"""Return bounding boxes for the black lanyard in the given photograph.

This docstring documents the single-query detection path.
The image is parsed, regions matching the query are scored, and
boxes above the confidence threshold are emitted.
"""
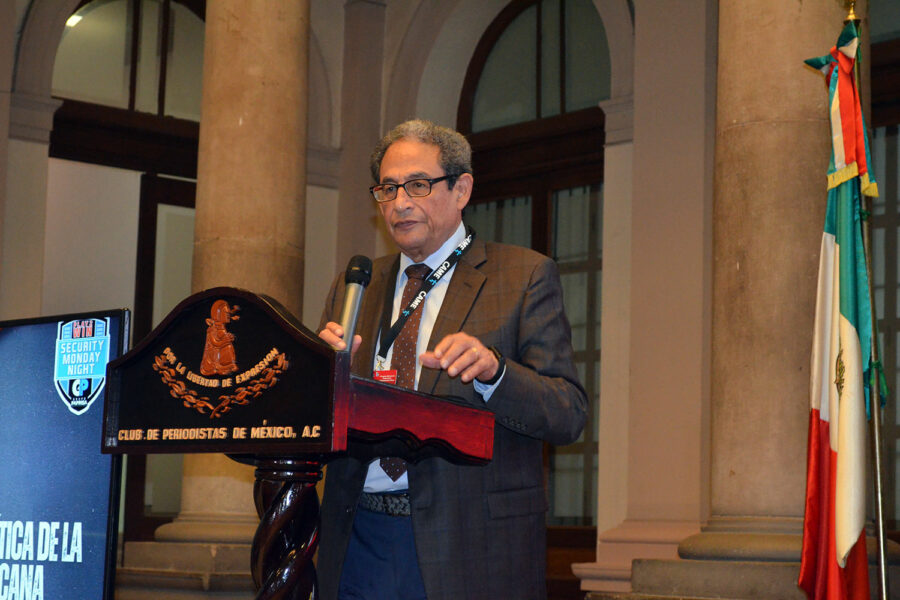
[376,231,475,363]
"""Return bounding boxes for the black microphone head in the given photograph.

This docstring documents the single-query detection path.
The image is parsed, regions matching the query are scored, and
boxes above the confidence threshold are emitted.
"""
[345,255,372,287]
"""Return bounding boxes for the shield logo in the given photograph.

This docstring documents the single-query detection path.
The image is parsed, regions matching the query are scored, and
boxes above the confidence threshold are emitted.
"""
[54,317,110,415]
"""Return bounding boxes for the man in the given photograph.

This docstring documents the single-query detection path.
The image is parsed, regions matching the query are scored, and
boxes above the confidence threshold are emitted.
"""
[318,119,586,600]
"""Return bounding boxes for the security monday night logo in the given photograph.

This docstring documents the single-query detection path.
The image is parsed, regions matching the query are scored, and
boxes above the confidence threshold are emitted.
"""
[152,299,290,418]
[54,318,110,415]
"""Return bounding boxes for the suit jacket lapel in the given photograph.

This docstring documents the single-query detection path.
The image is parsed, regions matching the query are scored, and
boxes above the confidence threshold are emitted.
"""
[419,239,487,395]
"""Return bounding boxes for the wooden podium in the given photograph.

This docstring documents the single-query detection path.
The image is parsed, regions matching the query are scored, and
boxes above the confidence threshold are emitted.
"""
[102,287,494,599]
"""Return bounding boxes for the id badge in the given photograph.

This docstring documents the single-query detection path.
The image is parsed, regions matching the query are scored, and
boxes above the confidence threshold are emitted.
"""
[373,369,397,385]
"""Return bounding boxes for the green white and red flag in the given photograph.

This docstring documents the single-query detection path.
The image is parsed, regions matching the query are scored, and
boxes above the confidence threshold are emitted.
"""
[798,20,878,600]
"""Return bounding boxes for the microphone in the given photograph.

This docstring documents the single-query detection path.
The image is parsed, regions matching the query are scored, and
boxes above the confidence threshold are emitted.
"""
[335,255,372,351]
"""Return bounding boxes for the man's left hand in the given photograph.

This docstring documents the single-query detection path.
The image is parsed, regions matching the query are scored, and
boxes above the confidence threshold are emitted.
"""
[420,332,499,383]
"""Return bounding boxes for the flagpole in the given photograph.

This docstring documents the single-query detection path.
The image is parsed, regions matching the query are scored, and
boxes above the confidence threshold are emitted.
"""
[847,3,890,598]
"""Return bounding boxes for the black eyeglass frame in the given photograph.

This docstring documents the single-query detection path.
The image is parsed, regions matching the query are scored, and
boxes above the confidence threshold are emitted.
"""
[369,174,457,203]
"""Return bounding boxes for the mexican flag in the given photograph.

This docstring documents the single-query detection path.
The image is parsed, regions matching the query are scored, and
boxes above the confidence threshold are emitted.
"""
[798,21,878,600]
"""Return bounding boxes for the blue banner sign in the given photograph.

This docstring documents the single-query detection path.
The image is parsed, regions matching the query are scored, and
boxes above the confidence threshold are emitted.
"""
[0,310,128,600]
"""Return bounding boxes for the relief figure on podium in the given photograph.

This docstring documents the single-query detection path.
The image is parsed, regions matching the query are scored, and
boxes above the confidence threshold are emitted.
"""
[200,299,240,376]
[317,119,587,600]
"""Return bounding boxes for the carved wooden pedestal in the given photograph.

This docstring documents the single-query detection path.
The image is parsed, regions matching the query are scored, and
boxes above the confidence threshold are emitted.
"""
[244,457,323,600]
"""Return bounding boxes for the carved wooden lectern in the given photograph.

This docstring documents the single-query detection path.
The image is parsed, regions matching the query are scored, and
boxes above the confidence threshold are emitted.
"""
[102,287,495,600]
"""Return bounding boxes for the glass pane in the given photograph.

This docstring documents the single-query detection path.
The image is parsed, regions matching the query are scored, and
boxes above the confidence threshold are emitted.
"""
[550,452,584,519]
[873,226,884,318]
[870,128,887,216]
[472,5,537,132]
[541,0,561,118]
[561,272,588,351]
[500,197,533,247]
[134,0,162,114]
[165,3,205,120]
[576,361,587,441]
[888,127,900,216]
[549,362,596,525]
[565,0,611,111]
[873,224,885,289]
[463,196,532,247]
[153,203,195,327]
[894,229,900,320]
[596,268,602,343]
[547,183,601,526]
[465,202,497,242]
[52,0,131,108]
[895,436,900,521]
[896,329,900,427]
[553,186,592,263]
[550,184,602,350]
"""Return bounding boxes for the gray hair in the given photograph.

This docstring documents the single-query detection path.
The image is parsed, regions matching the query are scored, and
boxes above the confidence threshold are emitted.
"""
[370,119,472,185]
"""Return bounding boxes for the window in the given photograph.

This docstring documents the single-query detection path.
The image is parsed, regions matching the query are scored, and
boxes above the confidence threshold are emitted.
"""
[460,0,611,133]
[53,0,205,120]
[464,183,602,528]
[50,0,203,178]
[459,0,609,536]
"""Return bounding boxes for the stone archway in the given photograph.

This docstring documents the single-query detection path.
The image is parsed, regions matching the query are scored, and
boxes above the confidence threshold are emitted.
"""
[384,0,635,128]
[11,0,79,140]
[382,0,464,128]
[592,0,634,99]
[14,0,81,97]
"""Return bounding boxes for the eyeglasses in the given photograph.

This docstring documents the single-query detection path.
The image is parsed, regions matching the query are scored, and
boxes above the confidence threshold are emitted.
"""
[369,175,455,203]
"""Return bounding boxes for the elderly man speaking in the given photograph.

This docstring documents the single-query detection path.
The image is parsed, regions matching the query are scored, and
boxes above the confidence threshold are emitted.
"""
[318,119,586,600]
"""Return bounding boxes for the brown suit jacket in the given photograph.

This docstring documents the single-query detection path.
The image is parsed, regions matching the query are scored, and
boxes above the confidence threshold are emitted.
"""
[317,237,587,600]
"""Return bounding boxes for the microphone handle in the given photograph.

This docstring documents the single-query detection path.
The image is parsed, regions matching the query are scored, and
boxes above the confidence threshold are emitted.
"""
[336,282,365,351]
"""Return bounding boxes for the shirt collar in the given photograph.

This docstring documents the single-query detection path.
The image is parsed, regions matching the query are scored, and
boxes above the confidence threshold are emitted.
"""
[399,221,467,273]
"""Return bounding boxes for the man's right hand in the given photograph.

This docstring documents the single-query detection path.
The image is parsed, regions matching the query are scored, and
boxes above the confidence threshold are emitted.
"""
[318,321,362,358]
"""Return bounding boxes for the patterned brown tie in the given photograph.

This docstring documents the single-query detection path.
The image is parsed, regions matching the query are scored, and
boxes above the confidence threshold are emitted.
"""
[380,263,431,481]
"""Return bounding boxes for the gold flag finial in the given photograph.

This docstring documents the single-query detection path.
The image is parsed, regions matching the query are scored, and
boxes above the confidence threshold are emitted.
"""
[844,0,859,25]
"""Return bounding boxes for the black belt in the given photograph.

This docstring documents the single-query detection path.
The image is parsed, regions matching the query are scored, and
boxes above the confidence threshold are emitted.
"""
[359,492,411,517]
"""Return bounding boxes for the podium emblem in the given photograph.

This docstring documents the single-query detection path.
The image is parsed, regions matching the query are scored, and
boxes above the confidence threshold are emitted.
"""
[152,299,290,419]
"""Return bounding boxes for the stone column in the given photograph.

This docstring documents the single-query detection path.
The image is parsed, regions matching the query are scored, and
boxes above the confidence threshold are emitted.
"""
[192,2,308,307]
[119,2,309,597]
[703,0,843,540]
[681,0,852,559]
[336,0,386,269]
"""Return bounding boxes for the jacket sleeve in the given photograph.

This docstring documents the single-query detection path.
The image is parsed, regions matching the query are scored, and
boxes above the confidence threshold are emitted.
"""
[486,256,588,446]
